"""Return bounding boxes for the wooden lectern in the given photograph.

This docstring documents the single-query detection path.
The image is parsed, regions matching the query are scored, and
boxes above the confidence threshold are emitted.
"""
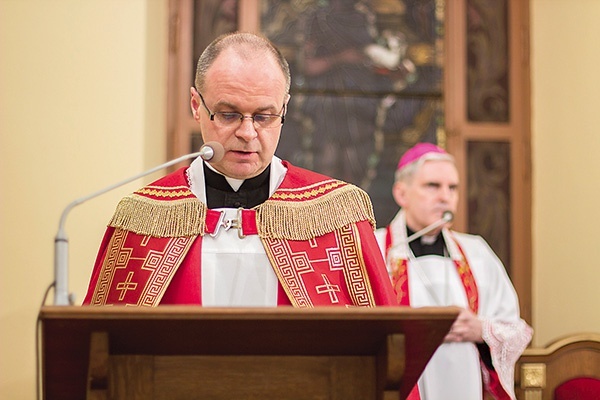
[40,306,458,400]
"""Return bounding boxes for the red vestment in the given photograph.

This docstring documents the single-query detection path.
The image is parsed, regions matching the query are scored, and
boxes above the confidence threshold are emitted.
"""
[83,162,396,307]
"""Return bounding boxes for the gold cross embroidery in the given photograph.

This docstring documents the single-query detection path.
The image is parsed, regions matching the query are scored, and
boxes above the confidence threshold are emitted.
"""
[116,271,138,301]
[316,274,340,304]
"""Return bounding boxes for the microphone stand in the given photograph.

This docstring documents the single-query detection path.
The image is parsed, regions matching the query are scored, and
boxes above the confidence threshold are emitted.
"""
[406,211,454,243]
[53,148,212,305]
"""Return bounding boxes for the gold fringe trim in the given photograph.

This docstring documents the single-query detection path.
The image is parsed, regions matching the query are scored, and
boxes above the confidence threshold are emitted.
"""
[107,184,375,240]
[256,184,376,240]
[108,194,207,238]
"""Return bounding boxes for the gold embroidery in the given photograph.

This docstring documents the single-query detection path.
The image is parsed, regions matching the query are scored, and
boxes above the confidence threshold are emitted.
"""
[262,225,376,308]
[139,236,194,306]
[335,225,376,307]
[136,186,193,198]
[315,274,340,304]
[140,236,150,246]
[92,229,127,305]
[270,180,344,200]
[262,238,315,308]
[116,271,138,301]
[91,229,196,306]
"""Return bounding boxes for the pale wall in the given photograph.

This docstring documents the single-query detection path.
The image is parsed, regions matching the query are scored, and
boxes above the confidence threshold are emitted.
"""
[2,0,600,398]
[531,0,600,346]
[0,1,168,399]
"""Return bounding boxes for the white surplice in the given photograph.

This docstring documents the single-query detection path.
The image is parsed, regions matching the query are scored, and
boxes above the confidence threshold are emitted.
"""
[187,156,287,307]
[375,210,532,400]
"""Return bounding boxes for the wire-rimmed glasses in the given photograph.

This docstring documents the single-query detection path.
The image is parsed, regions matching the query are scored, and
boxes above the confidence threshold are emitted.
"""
[198,92,285,129]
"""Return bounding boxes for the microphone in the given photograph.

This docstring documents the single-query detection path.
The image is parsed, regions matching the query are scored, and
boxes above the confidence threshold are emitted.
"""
[52,141,224,305]
[197,141,224,162]
[406,211,454,243]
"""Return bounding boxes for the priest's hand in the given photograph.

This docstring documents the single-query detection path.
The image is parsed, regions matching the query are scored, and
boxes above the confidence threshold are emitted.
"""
[444,308,483,343]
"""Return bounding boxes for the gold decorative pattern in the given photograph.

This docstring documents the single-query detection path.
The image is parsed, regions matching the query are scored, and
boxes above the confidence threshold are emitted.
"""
[315,274,341,304]
[90,229,195,306]
[136,185,195,199]
[262,225,376,307]
[92,228,127,304]
[336,224,375,307]
[521,363,546,389]
[116,271,137,301]
[139,236,195,306]
[263,238,315,308]
[269,180,345,200]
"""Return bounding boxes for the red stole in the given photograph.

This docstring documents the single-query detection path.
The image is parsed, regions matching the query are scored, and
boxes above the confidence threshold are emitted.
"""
[385,226,479,310]
[262,223,377,307]
[87,228,197,306]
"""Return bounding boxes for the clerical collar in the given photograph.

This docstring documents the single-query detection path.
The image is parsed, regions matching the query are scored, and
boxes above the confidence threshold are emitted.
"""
[406,226,447,258]
[203,162,271,209]
[203,162,238,191]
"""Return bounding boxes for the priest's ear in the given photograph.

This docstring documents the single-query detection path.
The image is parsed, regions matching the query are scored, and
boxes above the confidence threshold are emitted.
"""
[190,87,202,122]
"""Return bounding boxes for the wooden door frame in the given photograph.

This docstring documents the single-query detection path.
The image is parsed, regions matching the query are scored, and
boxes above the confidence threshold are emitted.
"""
[445,0,531,323]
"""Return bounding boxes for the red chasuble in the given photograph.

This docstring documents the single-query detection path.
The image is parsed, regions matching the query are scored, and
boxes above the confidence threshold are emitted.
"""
[83,162,396,307]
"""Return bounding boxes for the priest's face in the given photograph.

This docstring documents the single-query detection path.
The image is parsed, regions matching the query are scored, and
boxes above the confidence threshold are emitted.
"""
[393,160,459,234]
[190,47,289,180]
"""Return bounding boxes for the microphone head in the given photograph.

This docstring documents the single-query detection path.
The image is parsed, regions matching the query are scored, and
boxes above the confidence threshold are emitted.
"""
[199,141,225,162]
[442,210,454,222]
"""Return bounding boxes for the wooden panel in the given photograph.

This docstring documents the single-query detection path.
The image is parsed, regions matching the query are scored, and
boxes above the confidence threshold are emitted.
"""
[151,355,375,400]
[109,356,154,400]
[87,332,109,400]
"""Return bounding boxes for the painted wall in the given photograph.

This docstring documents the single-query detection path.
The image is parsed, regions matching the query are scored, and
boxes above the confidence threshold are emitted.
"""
[530,0,600,345]
[0,1,167,399]
[1,0,600,398]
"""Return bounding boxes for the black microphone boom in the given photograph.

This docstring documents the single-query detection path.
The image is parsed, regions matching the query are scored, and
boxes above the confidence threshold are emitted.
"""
[52,142,224,305]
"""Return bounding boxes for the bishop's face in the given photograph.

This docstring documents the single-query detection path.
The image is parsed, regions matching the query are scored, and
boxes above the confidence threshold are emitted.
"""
[393,160,459,234]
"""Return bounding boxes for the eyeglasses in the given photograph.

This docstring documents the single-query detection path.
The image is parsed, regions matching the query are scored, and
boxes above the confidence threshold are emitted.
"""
[198,92,285,129]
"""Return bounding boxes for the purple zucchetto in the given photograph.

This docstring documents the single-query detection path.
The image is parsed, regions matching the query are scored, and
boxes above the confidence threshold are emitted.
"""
[397,143,448,171]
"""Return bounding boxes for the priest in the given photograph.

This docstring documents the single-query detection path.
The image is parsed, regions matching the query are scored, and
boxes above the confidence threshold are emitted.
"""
[83,32,396,308]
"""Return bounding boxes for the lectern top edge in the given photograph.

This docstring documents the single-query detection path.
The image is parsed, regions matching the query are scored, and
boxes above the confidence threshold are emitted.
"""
[39,304,460,322]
